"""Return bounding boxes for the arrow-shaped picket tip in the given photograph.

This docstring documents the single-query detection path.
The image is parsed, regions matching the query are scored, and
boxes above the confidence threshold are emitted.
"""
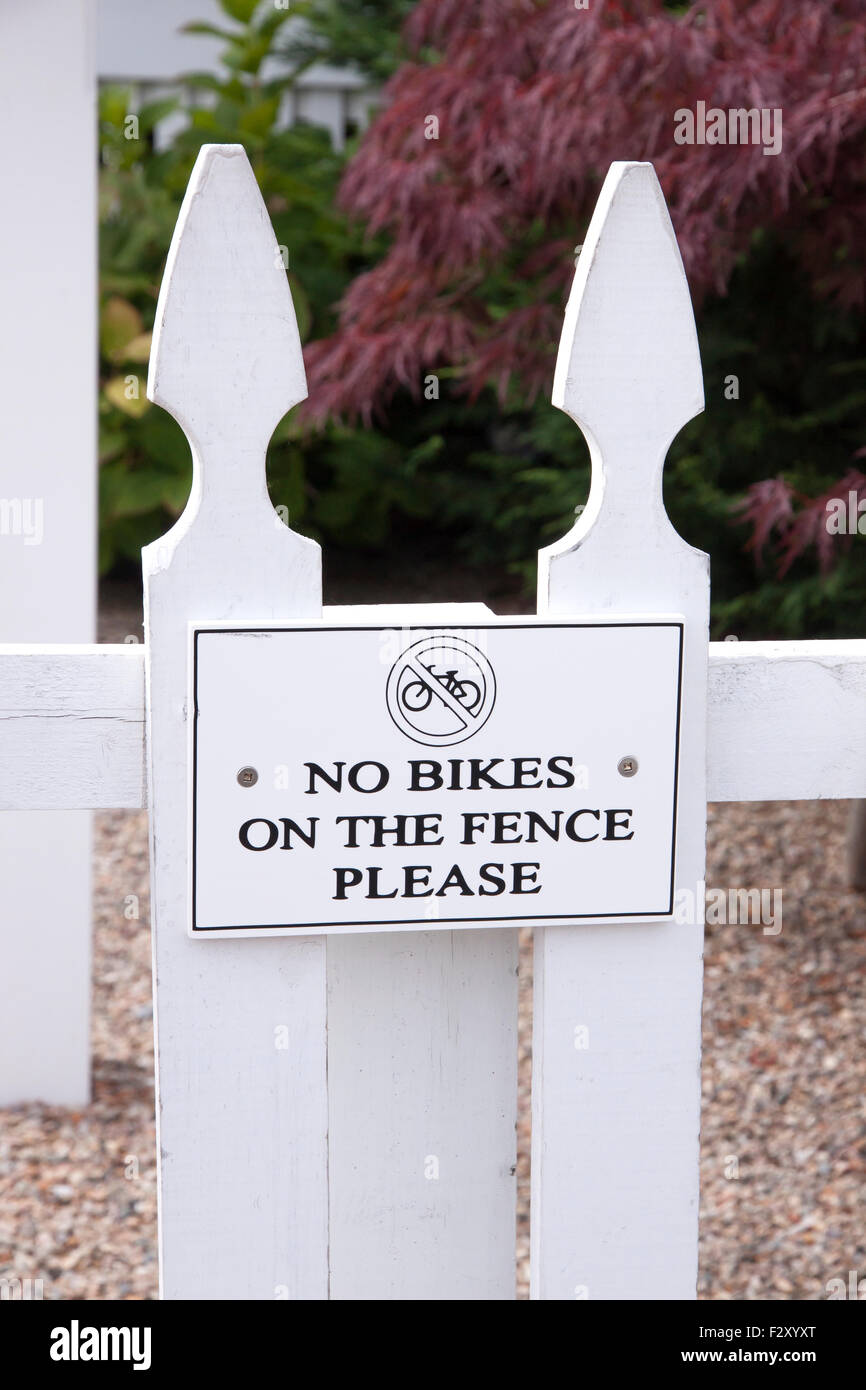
[548,162,704,548]
[147,144,307,468]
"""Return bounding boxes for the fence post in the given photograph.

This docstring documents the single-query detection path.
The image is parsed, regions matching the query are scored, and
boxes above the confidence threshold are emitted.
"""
[0,0,96,1107]
[144,144,518,1299]
[532,163,709,1299]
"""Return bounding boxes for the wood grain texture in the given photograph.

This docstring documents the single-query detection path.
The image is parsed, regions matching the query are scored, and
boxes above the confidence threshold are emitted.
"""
[143,145,518,1300]
[707,639,866,801]
[0,0,97,1107]
[324,606,518,1301]
[144,145,328,1299]
[4,639,866,811]
[532,162,708,1300]
[327,908,518,1300]
[0,645,144,810]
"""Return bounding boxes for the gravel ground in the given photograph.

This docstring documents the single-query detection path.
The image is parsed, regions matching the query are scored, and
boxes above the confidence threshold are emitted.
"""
[0,575,863,1300]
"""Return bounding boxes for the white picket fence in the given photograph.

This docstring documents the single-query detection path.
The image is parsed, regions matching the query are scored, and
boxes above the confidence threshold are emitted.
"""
[1,145,863,1300]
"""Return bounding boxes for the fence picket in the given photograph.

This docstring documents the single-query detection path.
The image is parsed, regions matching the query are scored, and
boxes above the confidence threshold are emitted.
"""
[144,145,328,1297]
[532,163,709,1299]
[328,926,518,1299]
[143,145,518,1299]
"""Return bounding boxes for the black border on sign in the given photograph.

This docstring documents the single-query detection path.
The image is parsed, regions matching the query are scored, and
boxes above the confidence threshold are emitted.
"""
[191,622,684,932]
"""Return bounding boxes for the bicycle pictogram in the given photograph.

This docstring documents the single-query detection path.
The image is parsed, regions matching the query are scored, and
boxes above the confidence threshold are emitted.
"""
[400,662,482,716]
[386,635,496,746]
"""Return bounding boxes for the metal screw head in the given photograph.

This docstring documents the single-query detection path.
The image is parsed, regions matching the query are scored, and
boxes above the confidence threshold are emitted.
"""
[617,756,638,778]
[237,766,258,787]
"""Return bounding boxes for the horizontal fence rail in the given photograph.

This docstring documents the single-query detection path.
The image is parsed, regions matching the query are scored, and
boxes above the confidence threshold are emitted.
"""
[2,638,864,810]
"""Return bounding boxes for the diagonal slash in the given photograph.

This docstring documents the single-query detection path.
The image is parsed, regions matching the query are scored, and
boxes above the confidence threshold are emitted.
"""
[403,655,483,730]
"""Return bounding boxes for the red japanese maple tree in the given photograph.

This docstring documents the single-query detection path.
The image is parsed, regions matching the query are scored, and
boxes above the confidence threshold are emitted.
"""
[305,0,866,573]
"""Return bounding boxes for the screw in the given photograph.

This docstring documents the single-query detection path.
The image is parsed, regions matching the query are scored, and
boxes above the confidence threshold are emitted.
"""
[617,756,638,778]
[237,766,258,787]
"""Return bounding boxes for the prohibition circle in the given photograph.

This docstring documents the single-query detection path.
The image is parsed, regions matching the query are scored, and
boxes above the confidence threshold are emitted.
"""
[386,635,496,747]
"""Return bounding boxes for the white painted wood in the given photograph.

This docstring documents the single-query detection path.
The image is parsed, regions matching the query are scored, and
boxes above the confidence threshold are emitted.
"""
[6,638,866,812]
[5,637,865,811]
[0,645,144,810]
[144,145,518,1300]
[532,162,708,1300]
[144,145,328,1300]
[8,636,866,811]
[319,607,518,1299]
[0,0,96,1106]
[327,927,518,1300]
[707,639,866,801]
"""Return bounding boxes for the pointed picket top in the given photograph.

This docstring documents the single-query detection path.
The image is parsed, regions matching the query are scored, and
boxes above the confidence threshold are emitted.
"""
[532,163,710,1302]
[544,161,704,573]
[148,144,307,517]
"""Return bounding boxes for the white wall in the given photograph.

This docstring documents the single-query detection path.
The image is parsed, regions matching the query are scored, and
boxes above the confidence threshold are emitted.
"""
[98,0,226,79]
[97,0,377,150]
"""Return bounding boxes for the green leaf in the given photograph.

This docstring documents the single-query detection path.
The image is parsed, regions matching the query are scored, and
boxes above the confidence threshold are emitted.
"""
[100,461,175,519]
[182,71,243,99]
[217,0,261,21]
[403,435,445,473]
[180,22,239,40]
[138,98,180,129]
[100,297,143,362]
[120,331,153,363]
[287,274,311,341]
[223,34,271,73]
[137,407,192,472]
[98,428,127,465]
[238,96,280,138]
[190,108,222,133]
[266,444,307,522]
[103,376,150,417]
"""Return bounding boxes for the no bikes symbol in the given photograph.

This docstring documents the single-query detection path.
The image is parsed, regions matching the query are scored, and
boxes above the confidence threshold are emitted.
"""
[386,635,496,747]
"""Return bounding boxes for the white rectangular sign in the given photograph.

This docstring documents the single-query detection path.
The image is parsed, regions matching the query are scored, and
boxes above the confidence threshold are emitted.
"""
[189,619,683,936]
